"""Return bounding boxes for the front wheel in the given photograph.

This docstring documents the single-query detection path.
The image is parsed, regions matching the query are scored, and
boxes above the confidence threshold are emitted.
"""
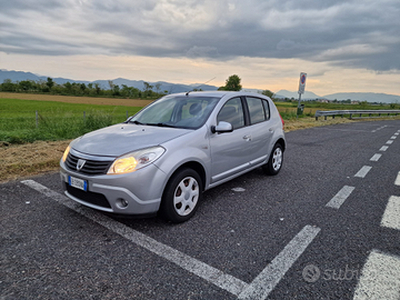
[263,143,283,175]
[160,168,202,223]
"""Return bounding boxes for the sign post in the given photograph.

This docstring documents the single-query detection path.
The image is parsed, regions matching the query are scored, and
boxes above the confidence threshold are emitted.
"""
[297,72,307,117]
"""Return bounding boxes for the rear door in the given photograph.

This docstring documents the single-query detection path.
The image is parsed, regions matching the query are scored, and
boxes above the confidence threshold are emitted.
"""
[245,96,274,166]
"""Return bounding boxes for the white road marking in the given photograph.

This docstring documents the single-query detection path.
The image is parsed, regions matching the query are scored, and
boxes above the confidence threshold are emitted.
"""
[395,172,400,186]
[395,132,399,136]
[379,146,389,151]
[354,166,372,178]
[390,136,397,139]
[386,140,394,145]
[353,250,400,300]
[370,154,382,162]
[238,225,321,300]
[325,185,355,209]
[21,180,247,296]
[381,196,400,230]
[21,180,320,299]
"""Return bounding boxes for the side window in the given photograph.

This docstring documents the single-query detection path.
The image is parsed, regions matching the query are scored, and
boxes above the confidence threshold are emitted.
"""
[247,97,267,124]
[263,99,270,120]
[217,98,245,129]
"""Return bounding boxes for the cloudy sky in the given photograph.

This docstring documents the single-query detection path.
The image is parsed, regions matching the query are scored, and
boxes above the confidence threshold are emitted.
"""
[1,0,400,96]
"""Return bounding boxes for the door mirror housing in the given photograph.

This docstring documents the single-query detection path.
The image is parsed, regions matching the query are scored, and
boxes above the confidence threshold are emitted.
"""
[211,121,233,134]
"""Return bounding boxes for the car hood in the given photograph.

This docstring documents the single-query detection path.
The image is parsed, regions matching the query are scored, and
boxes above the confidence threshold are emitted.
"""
[71,124,190,157]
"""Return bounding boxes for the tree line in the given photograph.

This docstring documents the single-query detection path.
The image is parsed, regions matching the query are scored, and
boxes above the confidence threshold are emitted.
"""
[1,74,277,100]
[0,78,166,99]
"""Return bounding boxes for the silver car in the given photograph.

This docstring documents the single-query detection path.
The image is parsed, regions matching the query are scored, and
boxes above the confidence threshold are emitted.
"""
[60,91,286,222]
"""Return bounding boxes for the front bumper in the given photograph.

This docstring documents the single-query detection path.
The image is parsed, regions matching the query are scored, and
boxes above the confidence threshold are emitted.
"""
[60,163,166,215]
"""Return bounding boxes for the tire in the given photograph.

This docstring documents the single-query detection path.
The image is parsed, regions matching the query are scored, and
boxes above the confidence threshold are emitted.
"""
[263,143,283,175]
[160,168,202,223]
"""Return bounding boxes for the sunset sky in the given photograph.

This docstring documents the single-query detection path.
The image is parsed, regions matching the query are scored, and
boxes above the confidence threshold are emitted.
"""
[1,0,399,96]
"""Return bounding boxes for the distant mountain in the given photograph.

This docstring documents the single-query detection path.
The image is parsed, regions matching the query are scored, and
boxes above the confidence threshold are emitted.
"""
[275,89,321,100]
[1,70,399,102]
[0,70,218,94]
[275,89,400,104]
[0,70,44,82]
[323,92,400,104]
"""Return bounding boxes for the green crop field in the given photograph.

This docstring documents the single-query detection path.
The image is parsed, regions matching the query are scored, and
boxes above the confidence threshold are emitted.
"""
[0,98,142,144]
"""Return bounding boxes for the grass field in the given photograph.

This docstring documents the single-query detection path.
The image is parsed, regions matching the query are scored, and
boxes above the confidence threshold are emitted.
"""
[0,95,146,144]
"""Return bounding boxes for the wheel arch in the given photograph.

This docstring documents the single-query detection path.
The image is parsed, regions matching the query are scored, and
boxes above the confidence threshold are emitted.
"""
[275,138,286,152]
[166,161,206,192]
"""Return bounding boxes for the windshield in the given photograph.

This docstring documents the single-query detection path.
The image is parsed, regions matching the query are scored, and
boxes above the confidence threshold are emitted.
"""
[129,95,220,129]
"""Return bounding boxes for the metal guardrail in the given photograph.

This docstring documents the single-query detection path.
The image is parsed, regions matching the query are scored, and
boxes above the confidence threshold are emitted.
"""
[315,110,400,120]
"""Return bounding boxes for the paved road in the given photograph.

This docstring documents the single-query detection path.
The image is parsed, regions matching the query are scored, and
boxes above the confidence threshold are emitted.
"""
[2,120,400,299]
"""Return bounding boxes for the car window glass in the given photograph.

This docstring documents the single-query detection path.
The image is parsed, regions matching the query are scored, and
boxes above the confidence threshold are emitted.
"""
[247,97,266,124]
[132,96,219,129]
[262,99,270,120]
[217,98,245,129]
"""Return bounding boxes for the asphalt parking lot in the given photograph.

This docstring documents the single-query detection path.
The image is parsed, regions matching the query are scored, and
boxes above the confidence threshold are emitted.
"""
[2,119,400,299]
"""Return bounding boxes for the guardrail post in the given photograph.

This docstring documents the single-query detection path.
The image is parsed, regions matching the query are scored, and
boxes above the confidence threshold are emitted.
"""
[83,111,86,120]
[350,113,352,119]
[126,111,129,119]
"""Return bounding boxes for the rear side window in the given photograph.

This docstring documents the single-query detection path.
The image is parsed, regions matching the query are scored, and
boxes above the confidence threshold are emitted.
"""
[246,97,270,124]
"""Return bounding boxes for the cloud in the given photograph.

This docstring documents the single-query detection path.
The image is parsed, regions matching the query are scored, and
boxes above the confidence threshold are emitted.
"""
[0,0,399,72]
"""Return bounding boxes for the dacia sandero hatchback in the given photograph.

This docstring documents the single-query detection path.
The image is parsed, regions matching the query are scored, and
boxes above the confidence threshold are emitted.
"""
[60,91,286,222]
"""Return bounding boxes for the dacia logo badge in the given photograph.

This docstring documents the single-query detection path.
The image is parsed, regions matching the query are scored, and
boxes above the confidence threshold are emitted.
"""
[76,159,86,171]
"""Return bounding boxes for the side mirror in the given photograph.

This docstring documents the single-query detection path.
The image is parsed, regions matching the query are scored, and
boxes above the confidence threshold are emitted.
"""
[211,121,233,133]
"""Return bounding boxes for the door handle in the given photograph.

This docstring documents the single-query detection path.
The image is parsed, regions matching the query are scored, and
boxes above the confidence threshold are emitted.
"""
[243,135,252,141]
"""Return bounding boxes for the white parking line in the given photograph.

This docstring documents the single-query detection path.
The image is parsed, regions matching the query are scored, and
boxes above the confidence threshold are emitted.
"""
[325,185,355,209]
[370,154,382,162]
[353,250,400,300]
[354,166,372,178]
[21,180,320,299]
[379,146,389,151]
[238,225,321,300]
[381,196,400,230]
[20,180,247,296]
[395,172,400,186]
[386,140,394,145]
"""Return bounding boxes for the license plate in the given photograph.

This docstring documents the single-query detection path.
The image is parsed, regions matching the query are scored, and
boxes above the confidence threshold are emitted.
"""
[68,176,87,192]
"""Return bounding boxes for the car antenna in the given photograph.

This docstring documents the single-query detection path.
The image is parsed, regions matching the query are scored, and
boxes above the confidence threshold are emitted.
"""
[186,77,216,96]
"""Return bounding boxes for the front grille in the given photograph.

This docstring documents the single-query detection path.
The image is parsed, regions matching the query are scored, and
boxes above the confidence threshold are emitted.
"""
[65,152,113,175]
[66,185,111,209]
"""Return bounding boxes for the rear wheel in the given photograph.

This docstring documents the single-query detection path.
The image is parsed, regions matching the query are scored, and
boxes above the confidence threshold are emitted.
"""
[160,168,202,223]
[263,143,283,175]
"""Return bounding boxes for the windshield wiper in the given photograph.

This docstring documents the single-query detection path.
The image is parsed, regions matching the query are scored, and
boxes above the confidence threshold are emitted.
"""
[155,122,176,128]
[129,120,146,125]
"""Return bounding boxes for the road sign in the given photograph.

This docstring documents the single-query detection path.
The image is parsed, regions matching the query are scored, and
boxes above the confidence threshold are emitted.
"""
[298,72,307,94]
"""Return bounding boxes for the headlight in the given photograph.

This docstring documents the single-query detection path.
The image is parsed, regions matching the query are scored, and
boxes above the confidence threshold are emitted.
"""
[62,145,71,162]
[107,146,165,175]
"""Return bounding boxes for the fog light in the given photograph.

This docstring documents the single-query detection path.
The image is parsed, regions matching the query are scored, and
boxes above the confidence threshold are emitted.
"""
[116,198,129,209]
